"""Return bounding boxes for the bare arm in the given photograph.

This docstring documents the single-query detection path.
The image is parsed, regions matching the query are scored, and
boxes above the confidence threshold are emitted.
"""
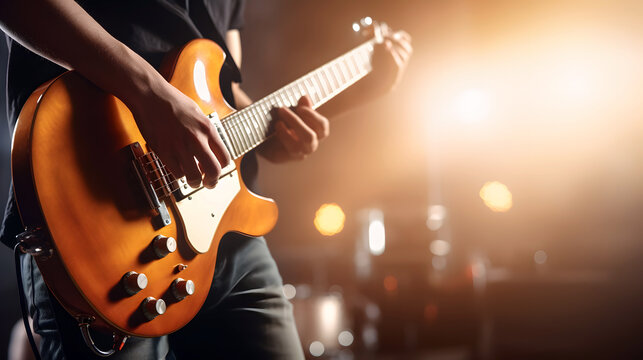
[0,0,230,188]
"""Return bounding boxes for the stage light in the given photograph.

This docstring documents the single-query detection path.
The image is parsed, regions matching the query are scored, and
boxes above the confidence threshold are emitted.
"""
[314,203,346,236]
[319,296,342,344]
[362,324,378,348]
[453,88,491,123]
[282,284,296,300]
[383,275,398,292]
[368,209,385,255]
[365,302,380,320]
[534,250,548,264]
[352,23,360,32]
[363,16,373,25]
[338,330,354,347]
[427,205,447,231]
[429,239,451,256]
[309,341,325,357]
[479,181,513,212]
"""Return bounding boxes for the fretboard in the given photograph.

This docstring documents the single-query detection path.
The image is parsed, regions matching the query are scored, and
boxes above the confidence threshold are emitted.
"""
[216,40,376,159]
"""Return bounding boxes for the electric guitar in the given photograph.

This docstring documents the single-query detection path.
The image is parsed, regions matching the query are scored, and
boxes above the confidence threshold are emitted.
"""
[12,19,391,353]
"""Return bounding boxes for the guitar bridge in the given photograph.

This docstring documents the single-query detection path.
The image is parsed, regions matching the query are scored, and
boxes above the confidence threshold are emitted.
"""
[129,143,176,228]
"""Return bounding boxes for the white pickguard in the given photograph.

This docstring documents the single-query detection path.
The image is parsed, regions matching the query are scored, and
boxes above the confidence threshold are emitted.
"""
[174,163,240,254]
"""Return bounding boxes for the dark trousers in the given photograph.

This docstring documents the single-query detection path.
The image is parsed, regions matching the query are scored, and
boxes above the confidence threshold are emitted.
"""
[21,233,305,359]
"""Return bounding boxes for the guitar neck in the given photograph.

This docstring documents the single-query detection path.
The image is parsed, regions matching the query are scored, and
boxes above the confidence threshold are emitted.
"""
[217,39,376,159]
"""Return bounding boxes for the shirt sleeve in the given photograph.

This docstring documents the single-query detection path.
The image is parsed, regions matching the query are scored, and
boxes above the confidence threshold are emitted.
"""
[228,0,246,30]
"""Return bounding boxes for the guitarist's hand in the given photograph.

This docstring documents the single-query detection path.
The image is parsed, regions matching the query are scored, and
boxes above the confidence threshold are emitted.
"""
[258,96,330,162]
[317,27,412,119]
[364,28,413,97]
[128,79,231,189]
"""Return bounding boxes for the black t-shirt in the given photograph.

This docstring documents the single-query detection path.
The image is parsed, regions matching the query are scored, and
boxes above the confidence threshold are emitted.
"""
[1,0,252,248]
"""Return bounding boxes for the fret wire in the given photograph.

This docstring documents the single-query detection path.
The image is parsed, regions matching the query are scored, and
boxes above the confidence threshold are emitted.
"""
[259,103,270,136]
[348,51,361,76]
[240,116,254,150]
[303,76,318,104]
[338,57,352,83]
[332,63,343,89]
[296,81,307,102]
[310,75,323,104]
[273,90,284,107]
[221,129,238,158]
[332,63,345,87]
[279,89,292,107]
[317,69,331,97]
[326,66,340,97]
[245,110,260,144]
[249,105,265,140]
[311,71,326,100]
[290,84,301,102]
[357,46,371,71]
[323,66,337,92]
[333,60,347,85]
[293,83,303,102]
[229,120,244,156]
[225,111,242,130]
[221,123,235,156]
[287,86,297,105]
[232,120,249,153]
[284,87,295,106]
[261,100,274,133]
[246,106,260,140]
[271,92,282,108]
[224,123,241,156]
[258,100,271,130]
[320,69,333,103]
[343,55,355,79]
[239,111,255,145]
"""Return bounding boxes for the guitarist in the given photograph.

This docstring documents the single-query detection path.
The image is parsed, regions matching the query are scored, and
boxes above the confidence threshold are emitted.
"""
[0,0,411,359]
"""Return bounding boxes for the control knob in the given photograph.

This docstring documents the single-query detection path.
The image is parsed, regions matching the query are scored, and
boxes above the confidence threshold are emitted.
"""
[153,235,177,258]
[122,271,147,295]
[171,278,195,300]
[142,297,166,320]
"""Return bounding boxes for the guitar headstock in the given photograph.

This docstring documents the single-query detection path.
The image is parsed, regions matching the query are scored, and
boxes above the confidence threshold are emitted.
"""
[352,17,392,43]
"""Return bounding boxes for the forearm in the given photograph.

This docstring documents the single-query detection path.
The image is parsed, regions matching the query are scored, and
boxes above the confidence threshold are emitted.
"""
[232,83,253,109]
[0,0,166,111]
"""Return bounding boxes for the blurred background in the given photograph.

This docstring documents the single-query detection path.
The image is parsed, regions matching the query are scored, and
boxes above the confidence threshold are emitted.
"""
[1,0,642,359]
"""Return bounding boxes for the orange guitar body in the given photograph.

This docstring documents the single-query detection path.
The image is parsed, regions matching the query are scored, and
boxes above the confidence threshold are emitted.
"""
[11,39,278,337]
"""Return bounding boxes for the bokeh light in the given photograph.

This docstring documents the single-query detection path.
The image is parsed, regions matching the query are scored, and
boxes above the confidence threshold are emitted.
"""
[479,181,513,212]
[383,275,398,292]
[429,239,451,256]
[534,250,548,265]
[338,330,354,347]
[282,284,296,300]
[314,203,346,236]
[309,341,325,357]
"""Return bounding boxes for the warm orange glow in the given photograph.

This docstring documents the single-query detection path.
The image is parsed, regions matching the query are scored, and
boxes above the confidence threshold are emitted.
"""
[479,181,513,212]
[383,275,398,292]
[313,203,346,236]
[453,88,491,123]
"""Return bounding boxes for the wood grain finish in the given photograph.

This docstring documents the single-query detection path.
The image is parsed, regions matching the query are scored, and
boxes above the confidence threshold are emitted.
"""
[11,40,277,337]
